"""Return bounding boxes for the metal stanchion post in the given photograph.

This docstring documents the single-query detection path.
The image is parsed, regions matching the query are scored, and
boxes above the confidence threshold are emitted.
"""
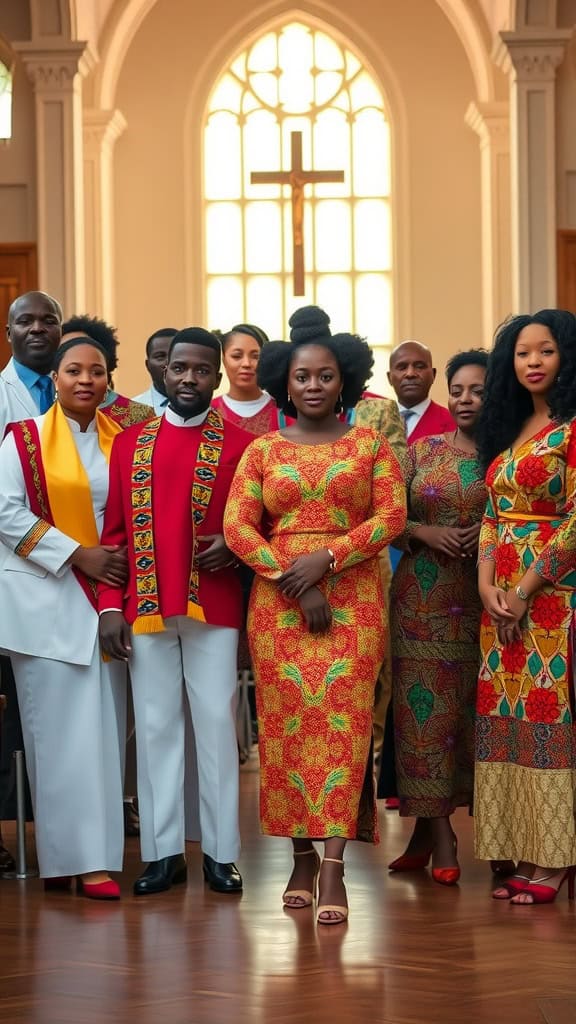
[4,749,37,880]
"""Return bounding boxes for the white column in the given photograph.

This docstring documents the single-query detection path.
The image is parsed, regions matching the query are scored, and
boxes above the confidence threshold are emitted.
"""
[13,41,95,314]
[465,101,511,341]
[83,109,127,322]
[494,29,572,311]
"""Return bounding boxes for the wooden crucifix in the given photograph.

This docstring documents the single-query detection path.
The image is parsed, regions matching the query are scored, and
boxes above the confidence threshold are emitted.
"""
[250,131,345,295]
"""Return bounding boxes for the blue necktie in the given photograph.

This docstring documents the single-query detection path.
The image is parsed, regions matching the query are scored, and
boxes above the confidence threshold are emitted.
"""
[36,376,54,414]
[400,408,415,434]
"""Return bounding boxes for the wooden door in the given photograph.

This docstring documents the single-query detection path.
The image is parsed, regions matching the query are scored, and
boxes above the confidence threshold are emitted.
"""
[0,244,38,369]
[558,230,576,312]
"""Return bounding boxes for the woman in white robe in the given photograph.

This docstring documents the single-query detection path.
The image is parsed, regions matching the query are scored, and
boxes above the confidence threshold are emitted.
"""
[0,336,128,898]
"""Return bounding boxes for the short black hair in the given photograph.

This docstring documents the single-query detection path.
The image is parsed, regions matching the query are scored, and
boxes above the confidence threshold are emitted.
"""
[168,327,222,370]
[53,335,109,371]
[476,309,576,473]
[221,323,269,352]
[257,305,374,415]
[445,348,489,385]
[145,327,178,358]
[62,315,119,373]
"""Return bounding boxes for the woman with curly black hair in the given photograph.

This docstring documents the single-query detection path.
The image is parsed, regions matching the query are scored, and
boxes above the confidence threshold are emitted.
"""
[224,306,406,924]
[474,309,576,905]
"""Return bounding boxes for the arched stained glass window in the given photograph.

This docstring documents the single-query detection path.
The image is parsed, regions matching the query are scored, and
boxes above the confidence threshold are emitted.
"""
[0,61,12,141]
[204,22,393,370]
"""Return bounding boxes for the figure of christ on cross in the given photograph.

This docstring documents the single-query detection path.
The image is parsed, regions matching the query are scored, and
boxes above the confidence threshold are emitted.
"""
[250,131,345,295]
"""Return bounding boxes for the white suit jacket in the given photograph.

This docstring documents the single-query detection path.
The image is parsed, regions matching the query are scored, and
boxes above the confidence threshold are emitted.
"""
[0,415,101,665]
[0,359,40,438]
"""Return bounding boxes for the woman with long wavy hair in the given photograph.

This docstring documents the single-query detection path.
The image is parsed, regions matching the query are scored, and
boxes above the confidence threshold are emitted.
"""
[475,309,576,905]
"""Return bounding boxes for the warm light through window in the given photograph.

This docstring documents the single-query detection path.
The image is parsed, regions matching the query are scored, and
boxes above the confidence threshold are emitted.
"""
[204,22,393,381]
[0,62,12,141]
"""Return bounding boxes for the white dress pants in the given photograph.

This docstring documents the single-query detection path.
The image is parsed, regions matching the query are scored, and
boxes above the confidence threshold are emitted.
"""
[129,616,240,863]
[11,647,126,878]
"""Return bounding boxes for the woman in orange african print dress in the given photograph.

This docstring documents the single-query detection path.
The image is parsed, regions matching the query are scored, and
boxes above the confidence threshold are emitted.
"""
[475,310,576,906]
[224,306,406,925]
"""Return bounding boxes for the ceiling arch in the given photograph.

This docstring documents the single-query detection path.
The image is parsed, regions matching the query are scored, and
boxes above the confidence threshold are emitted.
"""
[90,0,499,108]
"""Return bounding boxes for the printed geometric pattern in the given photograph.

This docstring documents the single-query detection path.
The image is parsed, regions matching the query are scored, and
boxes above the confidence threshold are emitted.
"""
[474,761,576,867]
[391,436,486,817]
[224,426,406,840]
[476,419,576,863]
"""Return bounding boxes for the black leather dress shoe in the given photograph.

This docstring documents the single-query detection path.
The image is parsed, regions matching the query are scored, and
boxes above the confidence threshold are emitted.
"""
[202,854,243,893]
[133,854,187,896]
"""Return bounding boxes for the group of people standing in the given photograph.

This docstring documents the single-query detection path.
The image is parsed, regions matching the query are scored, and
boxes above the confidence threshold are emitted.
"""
[0,291,576,920]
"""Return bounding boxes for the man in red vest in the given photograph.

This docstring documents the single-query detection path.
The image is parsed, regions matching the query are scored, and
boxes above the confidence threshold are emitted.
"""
[99,328,251,896]
[387,340,455,443]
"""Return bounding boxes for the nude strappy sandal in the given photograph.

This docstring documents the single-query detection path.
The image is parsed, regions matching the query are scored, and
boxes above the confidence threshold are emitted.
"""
[282,848,320,909]
[317,857,349,925]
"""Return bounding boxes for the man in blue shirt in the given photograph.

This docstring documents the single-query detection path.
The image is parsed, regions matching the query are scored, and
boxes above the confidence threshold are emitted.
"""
[1,291,62,430]
[0,290,62,873]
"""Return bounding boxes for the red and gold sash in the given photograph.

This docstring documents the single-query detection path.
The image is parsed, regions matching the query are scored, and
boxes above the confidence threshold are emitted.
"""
[9,404,123,608]
[130,407,225,634]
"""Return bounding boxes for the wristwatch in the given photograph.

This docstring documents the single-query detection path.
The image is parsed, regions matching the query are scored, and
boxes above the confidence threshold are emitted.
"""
[515,584,528,602]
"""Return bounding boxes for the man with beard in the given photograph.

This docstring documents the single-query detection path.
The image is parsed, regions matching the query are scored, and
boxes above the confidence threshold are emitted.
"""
[98,328,250,896]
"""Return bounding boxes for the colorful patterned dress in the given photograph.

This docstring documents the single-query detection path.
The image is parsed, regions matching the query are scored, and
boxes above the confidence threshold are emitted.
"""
[475,420,576,867]
[391,436,486,817]
[224,427,406,841]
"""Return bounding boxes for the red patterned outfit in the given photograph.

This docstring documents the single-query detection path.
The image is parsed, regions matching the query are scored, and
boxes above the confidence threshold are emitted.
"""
[211,393,281,436]
[475,420,576,867]
[224,427,406,841]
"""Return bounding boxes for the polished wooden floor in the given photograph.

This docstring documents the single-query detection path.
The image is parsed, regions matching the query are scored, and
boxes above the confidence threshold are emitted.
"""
[1,757,576,1024]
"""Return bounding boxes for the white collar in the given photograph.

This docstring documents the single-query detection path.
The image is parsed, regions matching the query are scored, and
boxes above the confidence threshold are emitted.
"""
[62,412,97,434]
[165,405,210,428]
[398,397,431,419]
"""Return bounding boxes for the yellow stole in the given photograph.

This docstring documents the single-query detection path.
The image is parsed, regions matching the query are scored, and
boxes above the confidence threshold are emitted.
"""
[40,403,122,545]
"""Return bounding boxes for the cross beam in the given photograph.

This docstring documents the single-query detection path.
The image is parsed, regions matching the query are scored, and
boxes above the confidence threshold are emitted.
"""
[250,131,345,295]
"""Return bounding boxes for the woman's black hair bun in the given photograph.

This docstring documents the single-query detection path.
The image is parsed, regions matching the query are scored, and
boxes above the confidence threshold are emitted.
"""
[288,305,331,344]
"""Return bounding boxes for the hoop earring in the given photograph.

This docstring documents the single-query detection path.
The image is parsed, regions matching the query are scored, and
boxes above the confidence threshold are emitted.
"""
[336,392,344,414]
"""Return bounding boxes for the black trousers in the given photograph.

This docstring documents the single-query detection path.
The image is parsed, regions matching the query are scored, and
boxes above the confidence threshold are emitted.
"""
[0,654,32,821]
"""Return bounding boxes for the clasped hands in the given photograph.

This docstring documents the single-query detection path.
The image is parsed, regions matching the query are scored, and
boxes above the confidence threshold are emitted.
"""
[480,584,527,645]
[416,523,480,558]
[277,549,334,634]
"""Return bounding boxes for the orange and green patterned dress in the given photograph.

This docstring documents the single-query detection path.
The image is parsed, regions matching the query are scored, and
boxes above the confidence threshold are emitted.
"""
[475,419,576,867]
[224,427,406,841]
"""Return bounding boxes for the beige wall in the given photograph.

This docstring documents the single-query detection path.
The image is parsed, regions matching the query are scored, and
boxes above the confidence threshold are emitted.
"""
[0,1,36,244]
[112,0,482,400]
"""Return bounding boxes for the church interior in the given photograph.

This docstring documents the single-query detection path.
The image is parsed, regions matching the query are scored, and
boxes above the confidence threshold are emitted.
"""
[1,1,576,1022]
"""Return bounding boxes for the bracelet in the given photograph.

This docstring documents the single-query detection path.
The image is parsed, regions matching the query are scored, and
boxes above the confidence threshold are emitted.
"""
[326,548,336,572]
[515,584,528,602]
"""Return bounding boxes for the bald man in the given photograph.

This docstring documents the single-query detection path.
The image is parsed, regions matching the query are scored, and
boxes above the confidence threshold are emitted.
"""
[0,290,63,873]
[1,291,62,432]
[388,341,455,443]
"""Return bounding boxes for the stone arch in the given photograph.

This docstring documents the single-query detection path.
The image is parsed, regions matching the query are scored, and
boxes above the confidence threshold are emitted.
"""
[93,0,497,108]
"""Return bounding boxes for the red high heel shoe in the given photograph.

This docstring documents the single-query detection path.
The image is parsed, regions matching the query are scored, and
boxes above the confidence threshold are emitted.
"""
[510,867,575,905]
[388,849,433,872]
[44,876,72,892]
[431,838,460,886]
[492,874,531,900]
[76,877,121,900]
